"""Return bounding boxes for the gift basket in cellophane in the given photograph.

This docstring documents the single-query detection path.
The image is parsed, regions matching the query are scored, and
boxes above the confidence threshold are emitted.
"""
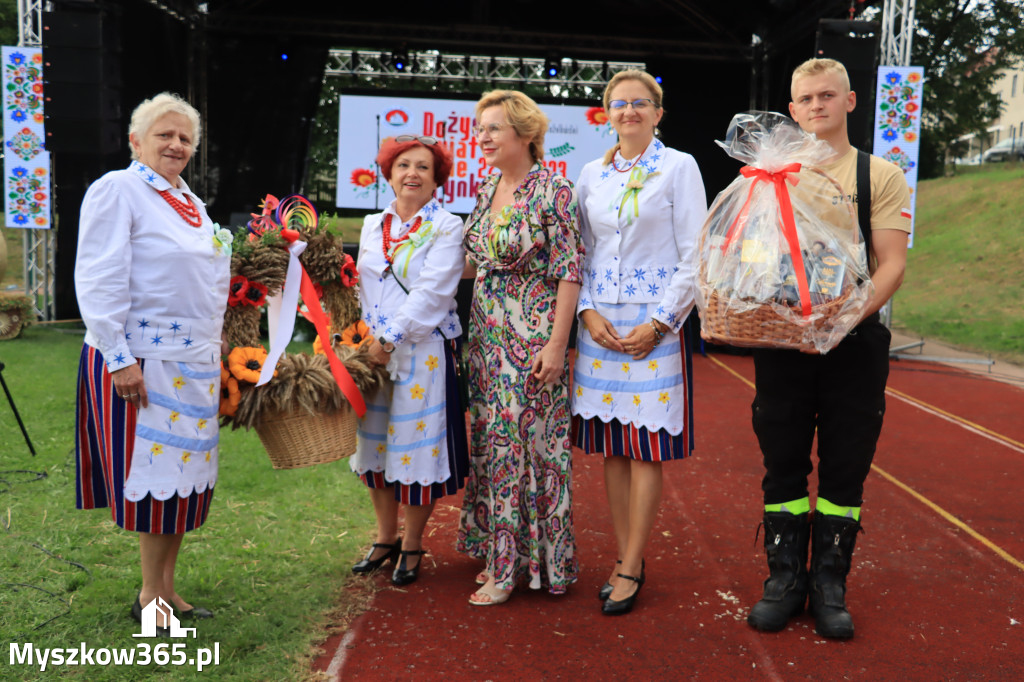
[695,112,874,354]
[219,194,387,469]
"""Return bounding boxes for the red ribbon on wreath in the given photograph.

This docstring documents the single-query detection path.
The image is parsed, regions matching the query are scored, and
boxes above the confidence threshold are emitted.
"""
[721,163,812,319]
[278,230,367,417]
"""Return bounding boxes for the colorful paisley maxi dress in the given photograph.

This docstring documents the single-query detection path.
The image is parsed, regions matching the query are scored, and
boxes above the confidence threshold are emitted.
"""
[457,164,584,593]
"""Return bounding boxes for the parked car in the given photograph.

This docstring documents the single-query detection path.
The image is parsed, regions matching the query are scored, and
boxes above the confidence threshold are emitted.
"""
[982,138,1024,162]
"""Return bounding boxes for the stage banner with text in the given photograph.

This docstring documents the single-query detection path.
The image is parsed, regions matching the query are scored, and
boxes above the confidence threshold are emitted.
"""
[2,46,50,229]
[872,65,924,246]
[336,94,616,214]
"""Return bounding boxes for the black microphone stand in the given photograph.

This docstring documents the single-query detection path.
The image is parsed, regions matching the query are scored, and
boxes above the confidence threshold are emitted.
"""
[0,361,36,455]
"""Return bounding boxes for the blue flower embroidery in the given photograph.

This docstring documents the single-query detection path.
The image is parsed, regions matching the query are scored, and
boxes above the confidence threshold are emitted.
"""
[150,334,164,346]
[596,283,605,295]
[625,283,637,297]
[604,268,613,282]
[654,140,664,151]
[657,267,668,279]
[169,321,182,332]
[112,353,127,365]
[600,169,612,180]
[182,337,194,347]
[647,283,660,296]
[633,267,646,281]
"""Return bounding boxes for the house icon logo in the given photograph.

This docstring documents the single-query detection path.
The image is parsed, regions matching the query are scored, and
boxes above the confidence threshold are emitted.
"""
[133,597,196,638]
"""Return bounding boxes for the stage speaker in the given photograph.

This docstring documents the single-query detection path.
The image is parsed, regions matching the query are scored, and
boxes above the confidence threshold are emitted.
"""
[815,19,879,151]
[42,6,122,154]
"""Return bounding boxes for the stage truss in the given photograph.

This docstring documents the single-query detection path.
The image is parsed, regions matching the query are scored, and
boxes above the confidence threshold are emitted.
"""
[325,50,646,96]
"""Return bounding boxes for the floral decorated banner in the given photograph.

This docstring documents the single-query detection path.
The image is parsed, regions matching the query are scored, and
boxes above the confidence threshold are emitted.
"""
[872,65,924,245]
[336,95,615,214]
[3,45,50,229]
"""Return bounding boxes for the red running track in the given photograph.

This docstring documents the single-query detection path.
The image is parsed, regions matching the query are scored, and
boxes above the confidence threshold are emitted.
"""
[314,351,1024,681]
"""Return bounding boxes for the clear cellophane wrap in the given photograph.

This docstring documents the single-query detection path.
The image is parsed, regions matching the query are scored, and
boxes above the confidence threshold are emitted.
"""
[695,112,874,353]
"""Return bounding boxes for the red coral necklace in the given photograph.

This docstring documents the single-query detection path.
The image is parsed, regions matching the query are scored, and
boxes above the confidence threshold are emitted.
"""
[611,149,644,173]
[158,189,203,227]
[381,213,423,264]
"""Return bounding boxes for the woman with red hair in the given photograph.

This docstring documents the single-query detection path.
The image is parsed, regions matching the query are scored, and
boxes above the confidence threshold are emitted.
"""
[349,135,469,587]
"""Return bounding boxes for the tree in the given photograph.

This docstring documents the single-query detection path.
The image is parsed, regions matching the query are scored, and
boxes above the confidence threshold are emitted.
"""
[1,0,19,47]
[909,0,1024,177]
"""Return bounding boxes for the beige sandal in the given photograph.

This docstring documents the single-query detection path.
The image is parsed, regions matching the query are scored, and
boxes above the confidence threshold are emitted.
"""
[468,584,512,606]
[475,570,489,585]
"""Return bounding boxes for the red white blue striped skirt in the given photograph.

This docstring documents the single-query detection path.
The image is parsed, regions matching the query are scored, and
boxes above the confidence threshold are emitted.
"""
[360,340,469,505]
[75,343,214,533]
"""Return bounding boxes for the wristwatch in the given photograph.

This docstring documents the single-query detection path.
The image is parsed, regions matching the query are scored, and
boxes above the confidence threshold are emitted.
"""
[378,336,396,353]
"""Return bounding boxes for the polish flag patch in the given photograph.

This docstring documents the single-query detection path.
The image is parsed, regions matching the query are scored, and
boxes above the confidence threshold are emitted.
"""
[900,208,912,219]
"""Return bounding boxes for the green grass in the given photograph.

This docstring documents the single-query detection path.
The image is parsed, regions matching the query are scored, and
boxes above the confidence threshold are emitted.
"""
[891,162,1024,364]
[0,325,378,680]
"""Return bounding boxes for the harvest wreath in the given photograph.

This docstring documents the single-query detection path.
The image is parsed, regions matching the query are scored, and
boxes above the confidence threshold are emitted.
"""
[218,194,387,469]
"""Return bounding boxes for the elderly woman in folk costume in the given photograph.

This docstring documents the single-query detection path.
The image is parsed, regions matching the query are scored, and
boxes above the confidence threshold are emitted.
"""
[349,135,469,586]
[571,70,707,615]
[74,93,230,632]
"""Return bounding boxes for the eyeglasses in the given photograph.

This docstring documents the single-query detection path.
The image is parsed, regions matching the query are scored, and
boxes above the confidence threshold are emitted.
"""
[395,134,438,145]
[608,98,657,111]
[473,123,510,138]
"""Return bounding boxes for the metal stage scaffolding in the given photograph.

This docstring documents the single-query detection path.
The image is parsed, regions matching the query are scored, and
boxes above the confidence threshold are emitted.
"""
[325,50,645,97]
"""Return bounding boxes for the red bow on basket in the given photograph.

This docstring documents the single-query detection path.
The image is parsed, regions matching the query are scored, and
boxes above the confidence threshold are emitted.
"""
[721,163,813,319]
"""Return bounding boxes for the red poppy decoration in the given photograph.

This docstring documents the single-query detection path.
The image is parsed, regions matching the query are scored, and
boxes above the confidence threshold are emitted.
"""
[340,253,359,287]
[243,281,268,307]
[585,107,608,126]
[350,168,376,187]
[228,275,250,306]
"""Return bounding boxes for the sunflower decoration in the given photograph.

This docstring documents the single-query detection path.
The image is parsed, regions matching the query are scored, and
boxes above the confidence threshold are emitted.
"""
[219,192,388,434]
[219,365,240,417]
[228,345,274,384]
[340,320,371,348]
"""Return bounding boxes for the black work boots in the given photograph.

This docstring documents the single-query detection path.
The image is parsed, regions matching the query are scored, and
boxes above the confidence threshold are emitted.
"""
[747,510,862,639]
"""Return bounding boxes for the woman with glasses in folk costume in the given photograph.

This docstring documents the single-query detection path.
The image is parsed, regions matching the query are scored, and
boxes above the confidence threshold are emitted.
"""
[571,70,707,615]
[457,90,584,606]
[349,135,469,587]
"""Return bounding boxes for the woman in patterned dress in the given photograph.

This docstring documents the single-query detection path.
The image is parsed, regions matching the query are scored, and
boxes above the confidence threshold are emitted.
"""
[350,135,469,586]
[74,93,229,631]
[457,91,584,605]
[571,70,707,615]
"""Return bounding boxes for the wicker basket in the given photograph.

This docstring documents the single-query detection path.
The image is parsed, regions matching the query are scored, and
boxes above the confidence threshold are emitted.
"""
[255,406,357,470]
[700,286,854,352]
[697,165,863,353]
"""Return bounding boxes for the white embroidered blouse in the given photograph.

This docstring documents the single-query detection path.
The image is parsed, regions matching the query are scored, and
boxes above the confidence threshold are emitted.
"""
[75,161,231,372]
[357,198,464,348]
[575,138,707,332]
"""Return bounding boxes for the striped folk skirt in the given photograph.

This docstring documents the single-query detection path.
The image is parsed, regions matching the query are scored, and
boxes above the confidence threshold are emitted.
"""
[359,339,470,505]
[75,344,214,533]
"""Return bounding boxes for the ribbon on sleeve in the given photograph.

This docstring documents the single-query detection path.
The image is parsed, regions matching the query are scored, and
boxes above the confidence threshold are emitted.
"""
[720,163,812,319]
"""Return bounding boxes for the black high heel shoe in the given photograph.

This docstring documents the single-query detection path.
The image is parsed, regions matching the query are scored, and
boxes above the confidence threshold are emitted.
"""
[352,538,402,574]
[598,560,622,600]
[131,594,171,636]
[601,566,646,616]
[391,549,427,586]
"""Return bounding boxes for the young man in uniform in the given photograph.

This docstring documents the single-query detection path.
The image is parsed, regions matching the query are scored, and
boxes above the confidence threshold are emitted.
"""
[746,58,912,639]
